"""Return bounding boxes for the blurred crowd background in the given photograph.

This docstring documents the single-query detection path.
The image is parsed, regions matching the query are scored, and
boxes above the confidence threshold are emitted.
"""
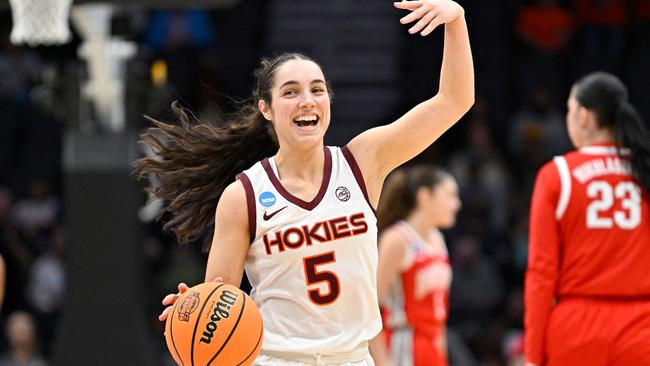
[0,0,648,365]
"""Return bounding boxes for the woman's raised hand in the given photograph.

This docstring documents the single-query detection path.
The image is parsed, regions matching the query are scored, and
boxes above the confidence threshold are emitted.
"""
[393,0,464,36]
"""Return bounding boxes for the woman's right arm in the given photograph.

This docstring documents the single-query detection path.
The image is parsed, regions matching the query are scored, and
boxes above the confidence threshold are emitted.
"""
[204,180,250,285]
[160,180,250,321]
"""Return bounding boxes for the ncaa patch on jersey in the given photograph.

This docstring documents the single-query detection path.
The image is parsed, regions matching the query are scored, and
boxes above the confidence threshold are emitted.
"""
[336,186,351,202]
[259,191,276,207]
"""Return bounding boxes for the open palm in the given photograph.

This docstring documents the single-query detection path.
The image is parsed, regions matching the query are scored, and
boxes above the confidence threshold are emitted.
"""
[394,0,464,36]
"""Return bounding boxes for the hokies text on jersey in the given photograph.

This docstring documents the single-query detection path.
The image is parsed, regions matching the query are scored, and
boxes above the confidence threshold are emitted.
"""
[263,213,368,255]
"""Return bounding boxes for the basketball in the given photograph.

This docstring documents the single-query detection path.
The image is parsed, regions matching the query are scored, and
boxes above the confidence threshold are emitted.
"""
[165,282,264,366]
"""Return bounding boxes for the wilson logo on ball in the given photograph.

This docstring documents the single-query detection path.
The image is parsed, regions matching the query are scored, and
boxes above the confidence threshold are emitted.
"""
[177,291,200,322]
[199,290,239,344]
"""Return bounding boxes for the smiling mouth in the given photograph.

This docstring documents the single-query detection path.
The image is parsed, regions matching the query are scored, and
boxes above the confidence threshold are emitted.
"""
[293,115,319,127]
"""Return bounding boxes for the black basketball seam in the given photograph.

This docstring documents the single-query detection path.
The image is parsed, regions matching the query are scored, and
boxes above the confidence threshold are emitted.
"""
[236,315,264,366]
[190,284,226,366]
[207,290,247,365]
[169,297,185,366]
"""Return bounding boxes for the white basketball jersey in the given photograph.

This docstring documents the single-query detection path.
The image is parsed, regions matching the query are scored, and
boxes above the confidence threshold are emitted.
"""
[236,146,382,354]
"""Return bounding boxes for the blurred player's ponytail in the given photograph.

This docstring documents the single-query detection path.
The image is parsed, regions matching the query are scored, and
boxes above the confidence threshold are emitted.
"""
[574,72,650,193]
[134,53,330,250]
[377,166,452,232]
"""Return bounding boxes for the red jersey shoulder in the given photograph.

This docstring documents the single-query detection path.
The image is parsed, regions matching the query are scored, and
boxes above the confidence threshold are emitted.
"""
[562,149,584,163]
[538,160,560,179]
[534,159,561,193]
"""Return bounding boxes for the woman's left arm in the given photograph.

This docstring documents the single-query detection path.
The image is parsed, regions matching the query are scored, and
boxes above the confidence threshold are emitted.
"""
[347,0,474,206]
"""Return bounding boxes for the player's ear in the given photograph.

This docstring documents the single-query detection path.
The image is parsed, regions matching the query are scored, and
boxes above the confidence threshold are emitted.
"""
[577,106,593,129]
[587,108,601,129]
[415,186,432,207]
[258,99,273,121]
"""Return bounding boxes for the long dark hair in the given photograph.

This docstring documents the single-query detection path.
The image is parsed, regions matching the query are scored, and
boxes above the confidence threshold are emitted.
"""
[134,53,327,249]
[377,165,452,232]
[574,72,650,193]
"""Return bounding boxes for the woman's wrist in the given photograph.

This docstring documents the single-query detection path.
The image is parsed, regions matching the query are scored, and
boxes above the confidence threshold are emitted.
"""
[448,4,465,24]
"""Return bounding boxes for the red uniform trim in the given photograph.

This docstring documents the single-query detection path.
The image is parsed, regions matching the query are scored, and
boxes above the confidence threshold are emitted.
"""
[236,172,256,243]
[341,146,376,213]
[261,146,332,211]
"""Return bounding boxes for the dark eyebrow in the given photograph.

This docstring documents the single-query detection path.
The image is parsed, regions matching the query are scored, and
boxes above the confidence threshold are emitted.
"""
[279,79,326,89]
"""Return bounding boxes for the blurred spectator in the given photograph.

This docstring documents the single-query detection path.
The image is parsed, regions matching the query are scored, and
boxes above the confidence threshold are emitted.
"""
[450,100,512,237]
[447,327,480,366]
[0,311,47,366]
[145,10,215,51]
[0,188,11,234]
[502,289,525,355]
[0,188,31,316]
[573,0,627,73]
[0,38,42,105]
[10,182,59,244]
[0,254,4,310]
[515,0,575,95]
[449,235,505,358]
[26,226,66,356]
[509,215,530,277]
[143,10,218,110]
[502,330,525,366]
[517,0,575,52]
[508,86,571,189]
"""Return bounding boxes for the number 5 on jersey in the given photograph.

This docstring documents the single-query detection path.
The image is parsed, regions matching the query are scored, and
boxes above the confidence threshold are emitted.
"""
[303,251,341,305]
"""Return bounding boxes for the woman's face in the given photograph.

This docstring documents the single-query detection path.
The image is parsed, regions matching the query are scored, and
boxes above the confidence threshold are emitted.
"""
[566,88,584,148]
[427,177,461,229]
[259,59,331,150]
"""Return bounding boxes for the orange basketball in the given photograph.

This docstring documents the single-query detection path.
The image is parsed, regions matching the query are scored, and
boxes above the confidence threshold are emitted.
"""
[165,282,264,366]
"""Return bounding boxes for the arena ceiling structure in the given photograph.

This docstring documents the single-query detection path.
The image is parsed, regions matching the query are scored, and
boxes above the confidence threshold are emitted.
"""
[0,0,239,9]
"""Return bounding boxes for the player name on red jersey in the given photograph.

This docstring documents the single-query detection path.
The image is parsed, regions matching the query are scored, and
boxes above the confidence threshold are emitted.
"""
[263,213,368,255]
[572,157,630,184]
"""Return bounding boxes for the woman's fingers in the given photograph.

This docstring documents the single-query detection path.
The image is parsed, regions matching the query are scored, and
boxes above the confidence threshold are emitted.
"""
[162,293,177,306]
[400,7,426,24]
[211,276,224,283]
[420,17,442,36]
[408,12,436,34]
[159,306,172,321]
[159,282,194,321]
[178,282,189,293]
[393,0,422,10]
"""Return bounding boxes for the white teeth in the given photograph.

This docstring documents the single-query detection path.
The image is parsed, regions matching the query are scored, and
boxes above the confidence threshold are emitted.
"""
[294,115,318,122]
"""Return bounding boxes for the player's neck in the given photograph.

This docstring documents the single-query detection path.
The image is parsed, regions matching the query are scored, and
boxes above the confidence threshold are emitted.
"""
[405,212,433,242]
[580,129,615,148]
[274,145,324,182]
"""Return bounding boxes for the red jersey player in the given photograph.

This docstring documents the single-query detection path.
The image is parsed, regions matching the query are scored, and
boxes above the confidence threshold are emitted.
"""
[525,72,650,366]
[370,166,461,366]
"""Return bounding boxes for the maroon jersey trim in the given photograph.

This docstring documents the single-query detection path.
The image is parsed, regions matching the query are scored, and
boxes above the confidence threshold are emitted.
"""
[261,146,332,211]
[342,146,376,213]
[236,172,256,243]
